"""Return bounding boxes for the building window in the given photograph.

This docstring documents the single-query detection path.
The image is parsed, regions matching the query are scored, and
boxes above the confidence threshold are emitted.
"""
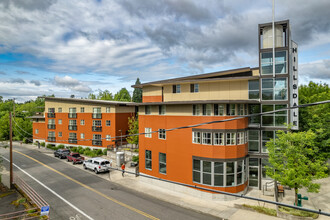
[58,132,62,137]
[248,130,260,152]
[48,108,55,113]
[172,84,181,93]
[69,132,77,142]
[262,104,287,127]
[237,160,244,185]
[158,129,166,140]
[237,132,245,145]
[202,104,212,116]
[261,51,287,75]
[48,131,55,137]
[202,161,212,185]
[58,119,62,125]
[92,107,102,119]
[226,133,236,145]
[145,106,151,115]
[214,104,225,116]
[192,131,201,144]
[249,104,260,125]
[249,80,259,99]
[80,120,85,125]
[193,159,201,183]
[93,120,101,126]
[190,84,199,93]
[145,128,152,138]
[35,129,39,134]
[226,162,235,186]
[226,104,236,116]
[69,120,77,125]
[159,105,166,115]
[106,107,110,113]
[192,104,201,116]
[159,153,166,174]
[106,135,111,141]
[81,133,84,139]
[262,131,276,153]
[213,132,224,145]
[262,78,287,100]
[249,158,259,187]
[106,120,111,126]
[237,104,245,116]
[245,131,248,143]
[80,107,85,113]
[202,132,212,145]
[145,150,152,170]
[214,162,224,186]
[69,107,76,113]
[58,107,62,113]
[262,158,271,179]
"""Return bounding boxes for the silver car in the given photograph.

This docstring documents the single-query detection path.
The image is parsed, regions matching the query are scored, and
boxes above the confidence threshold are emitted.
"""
[83,157,111,174]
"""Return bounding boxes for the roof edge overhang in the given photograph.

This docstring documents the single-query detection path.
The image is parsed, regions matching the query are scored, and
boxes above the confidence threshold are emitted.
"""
[127,99,260,106]
[40,97,133,106]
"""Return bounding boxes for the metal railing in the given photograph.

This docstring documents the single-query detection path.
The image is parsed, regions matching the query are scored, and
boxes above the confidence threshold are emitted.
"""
[68,113,77,118]
[47,137,56,142]
[68,125,77,130]
[47,124,56,129]
[92,140,102,146]
[92,126,102,132]
[92,113,102,119]
[47,113,55,118]
[68,138,78,144]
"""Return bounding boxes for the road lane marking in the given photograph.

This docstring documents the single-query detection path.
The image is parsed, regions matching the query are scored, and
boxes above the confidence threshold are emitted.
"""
[2,156,94,220]
[13,150,160,220]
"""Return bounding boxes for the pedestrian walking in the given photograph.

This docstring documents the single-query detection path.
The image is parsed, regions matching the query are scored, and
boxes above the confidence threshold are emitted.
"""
[121,163,125,177]
[37,141,40,149]
[135,163,139,177]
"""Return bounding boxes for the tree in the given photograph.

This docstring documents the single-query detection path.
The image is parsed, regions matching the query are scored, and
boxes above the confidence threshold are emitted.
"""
[132,78,142,103]
[97,90,113,100]
[126,115,138,145]
[266,129,328,205]
[88,93,96,99]
[299,82,330,160]
[114,88,131,102]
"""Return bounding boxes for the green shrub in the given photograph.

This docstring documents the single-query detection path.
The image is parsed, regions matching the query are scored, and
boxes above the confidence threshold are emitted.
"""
[96,149,103,155]
[133,149,139,153]
[23,138,31,144]
[71,147,78,152]
[40,142,45,147]
[85,147,91,151]
[83,149,91,155]
[132,155,139,163]
[103,149,107,155]
[57,144,65,149]
[46,144,54,150]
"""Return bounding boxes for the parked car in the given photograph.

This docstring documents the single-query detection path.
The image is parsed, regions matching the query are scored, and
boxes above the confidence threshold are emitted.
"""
[67,152,85,164]
[83,157,111,174]
[54,149,70,159]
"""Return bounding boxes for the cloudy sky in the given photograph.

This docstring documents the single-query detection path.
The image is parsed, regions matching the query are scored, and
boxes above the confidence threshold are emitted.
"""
[0,0,329,102]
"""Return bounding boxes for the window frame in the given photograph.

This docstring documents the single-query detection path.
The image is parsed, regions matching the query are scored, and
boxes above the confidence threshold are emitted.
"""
[190,83,199,93]
[158,129,166,140]
[145,128,152,138]
[145,106,151,115]
[106,120,111,126]
[213,132,224,145]
[159,153,166,174]
[192,131,201,144]
[202,132,212,145]
[145,150,152,170]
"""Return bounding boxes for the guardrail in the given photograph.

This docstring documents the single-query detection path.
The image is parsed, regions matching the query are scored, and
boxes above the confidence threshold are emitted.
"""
[0,175,50,219]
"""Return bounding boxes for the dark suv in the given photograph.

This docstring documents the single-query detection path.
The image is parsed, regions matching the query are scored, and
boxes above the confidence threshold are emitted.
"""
[54,149,70,159]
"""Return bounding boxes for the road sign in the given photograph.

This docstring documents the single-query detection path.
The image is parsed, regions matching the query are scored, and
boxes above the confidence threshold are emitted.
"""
[41,206,50,216]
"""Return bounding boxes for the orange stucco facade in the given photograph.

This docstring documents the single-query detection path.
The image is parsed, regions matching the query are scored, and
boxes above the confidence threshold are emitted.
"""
[139,114,249,193]
[142,95,162,103]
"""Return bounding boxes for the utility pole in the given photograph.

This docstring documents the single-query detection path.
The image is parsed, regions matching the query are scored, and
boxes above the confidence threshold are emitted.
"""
[9,112,13,189]
[13,98,15,118]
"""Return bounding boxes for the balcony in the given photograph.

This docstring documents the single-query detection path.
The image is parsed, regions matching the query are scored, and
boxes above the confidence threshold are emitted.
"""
[92,140,102,146]
[92,113,102,119]
[47,124,56,129]
[47,113,55,118]
[92,126,102,132]
[68,138,77,144]
[68,125,77,130]
[47,137,56,142]
[68,113,77,118]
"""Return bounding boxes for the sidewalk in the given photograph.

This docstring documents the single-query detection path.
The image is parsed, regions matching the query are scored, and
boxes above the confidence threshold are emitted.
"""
[6,143,330,219]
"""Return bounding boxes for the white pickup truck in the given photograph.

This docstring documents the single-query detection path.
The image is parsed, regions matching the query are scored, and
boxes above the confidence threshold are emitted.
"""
[83,157,111,174]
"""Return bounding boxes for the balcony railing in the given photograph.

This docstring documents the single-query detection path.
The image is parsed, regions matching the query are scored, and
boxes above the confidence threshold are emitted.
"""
[47,124,56,129]
[92,126,102,132]
[68,113,77,118]
[68,138,77,144]
[47,137,56,142]
[92,140,102,146]
[47,113,55,118]
[68,125,77,130]
[92,113,102,119]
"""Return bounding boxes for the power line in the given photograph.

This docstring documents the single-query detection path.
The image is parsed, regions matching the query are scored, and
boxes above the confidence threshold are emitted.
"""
[13,100,330,143]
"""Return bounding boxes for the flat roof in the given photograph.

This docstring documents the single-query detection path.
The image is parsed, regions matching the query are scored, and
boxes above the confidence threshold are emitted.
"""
[27,115,45,119]
[132,67,259,88]
[41,97,133,106]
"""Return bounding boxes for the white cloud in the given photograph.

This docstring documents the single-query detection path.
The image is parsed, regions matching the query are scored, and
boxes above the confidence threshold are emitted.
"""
[300,59,330,84]
[54,75,92,93]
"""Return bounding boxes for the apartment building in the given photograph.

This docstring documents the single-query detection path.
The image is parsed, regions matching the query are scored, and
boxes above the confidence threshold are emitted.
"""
[32,97,135,149]
[133,20,298,193]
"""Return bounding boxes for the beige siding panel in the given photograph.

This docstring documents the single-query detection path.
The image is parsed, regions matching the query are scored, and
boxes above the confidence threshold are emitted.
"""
[143,86,162,96]
[229,81,241,99]
[166,105,192,116]
[45,100,119,113]
[115,106,135,113]
[240,81,249,99]
[252,69,260,76]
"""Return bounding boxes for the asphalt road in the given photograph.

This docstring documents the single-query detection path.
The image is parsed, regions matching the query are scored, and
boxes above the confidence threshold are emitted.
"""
[0,144,220,220]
